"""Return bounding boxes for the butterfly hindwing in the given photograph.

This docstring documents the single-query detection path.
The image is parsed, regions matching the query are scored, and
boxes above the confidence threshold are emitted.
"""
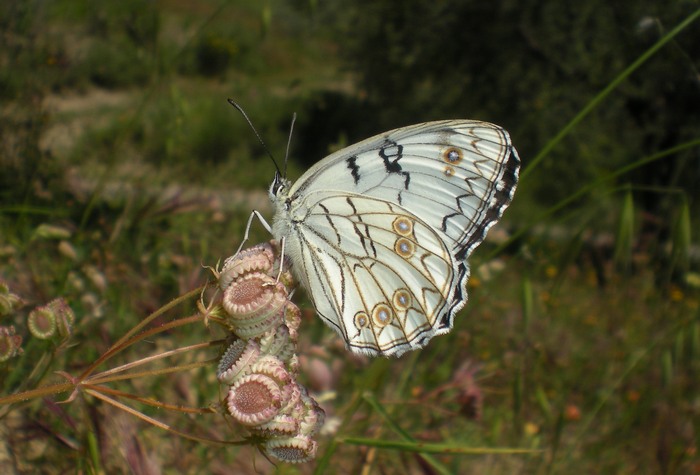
[292,194,454,354]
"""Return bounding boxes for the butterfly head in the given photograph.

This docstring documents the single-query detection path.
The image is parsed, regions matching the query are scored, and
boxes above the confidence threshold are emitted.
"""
[269,171,292,204]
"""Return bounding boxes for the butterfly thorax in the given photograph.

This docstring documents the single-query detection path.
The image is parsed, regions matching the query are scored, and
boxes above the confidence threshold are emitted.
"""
[270,172,291,224]
[270,175,315,298]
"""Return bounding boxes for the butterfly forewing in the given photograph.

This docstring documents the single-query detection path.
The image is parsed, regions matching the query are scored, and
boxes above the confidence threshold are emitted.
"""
[272,120,519,356]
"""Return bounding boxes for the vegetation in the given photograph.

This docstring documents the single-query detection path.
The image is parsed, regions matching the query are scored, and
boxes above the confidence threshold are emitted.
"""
[1,0,698,473]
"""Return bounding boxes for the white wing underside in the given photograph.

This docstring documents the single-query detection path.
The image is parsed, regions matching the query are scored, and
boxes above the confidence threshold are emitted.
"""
[272,120,519,356]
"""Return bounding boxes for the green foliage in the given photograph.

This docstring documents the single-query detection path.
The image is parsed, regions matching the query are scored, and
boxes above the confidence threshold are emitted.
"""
[328,0,700,209]
[613,189,635,271]
[82,37,153,89]
[670,198,692,277]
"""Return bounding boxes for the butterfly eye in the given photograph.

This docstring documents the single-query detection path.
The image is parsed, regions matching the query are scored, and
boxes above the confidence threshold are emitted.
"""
[269,173,289,201]
[268,180,278,198]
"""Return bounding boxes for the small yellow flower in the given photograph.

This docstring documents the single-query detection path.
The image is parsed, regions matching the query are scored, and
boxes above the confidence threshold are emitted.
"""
[524,422,539,435]
[669,287,684,302]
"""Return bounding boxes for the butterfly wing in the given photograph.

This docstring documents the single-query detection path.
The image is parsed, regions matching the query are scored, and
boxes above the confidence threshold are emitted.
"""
[275,120,519,356]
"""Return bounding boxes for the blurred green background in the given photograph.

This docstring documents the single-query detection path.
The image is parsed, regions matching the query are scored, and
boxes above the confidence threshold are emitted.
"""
[1,1,699,473]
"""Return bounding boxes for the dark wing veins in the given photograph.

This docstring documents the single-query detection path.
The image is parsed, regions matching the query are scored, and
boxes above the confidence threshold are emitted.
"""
[346,197,376,257]
[319,203,341,245]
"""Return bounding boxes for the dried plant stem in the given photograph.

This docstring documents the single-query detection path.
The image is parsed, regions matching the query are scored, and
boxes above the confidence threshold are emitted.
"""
[79,286,206,380]
[82,384,216,415]
[0,285,215,418]
[87,339,221,383]
[88,357,217,385]
[0,381,75,405]
[84,387,241,446]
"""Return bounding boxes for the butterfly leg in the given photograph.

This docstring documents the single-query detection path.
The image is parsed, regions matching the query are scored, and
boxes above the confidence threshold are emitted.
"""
[273,235,287,283]
[233,210,273,258]
[232,210,287,285]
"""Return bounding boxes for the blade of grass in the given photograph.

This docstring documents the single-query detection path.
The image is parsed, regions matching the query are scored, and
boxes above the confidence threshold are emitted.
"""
[313,438,339,475]
[670,197,691,276]
[337,436,539,455]
[521,277,533,334]
[362,392,452,475]
[513,361,524,436]
[520,7,700,181]
[613,188,635,271]
[487,138,700,261]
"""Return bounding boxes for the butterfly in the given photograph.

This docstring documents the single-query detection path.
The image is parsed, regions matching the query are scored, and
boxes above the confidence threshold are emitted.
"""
[243,116,519,357]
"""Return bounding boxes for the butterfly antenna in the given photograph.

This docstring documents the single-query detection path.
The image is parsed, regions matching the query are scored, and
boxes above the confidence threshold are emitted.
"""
[227,98,281,175]
[283,112,296,179]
